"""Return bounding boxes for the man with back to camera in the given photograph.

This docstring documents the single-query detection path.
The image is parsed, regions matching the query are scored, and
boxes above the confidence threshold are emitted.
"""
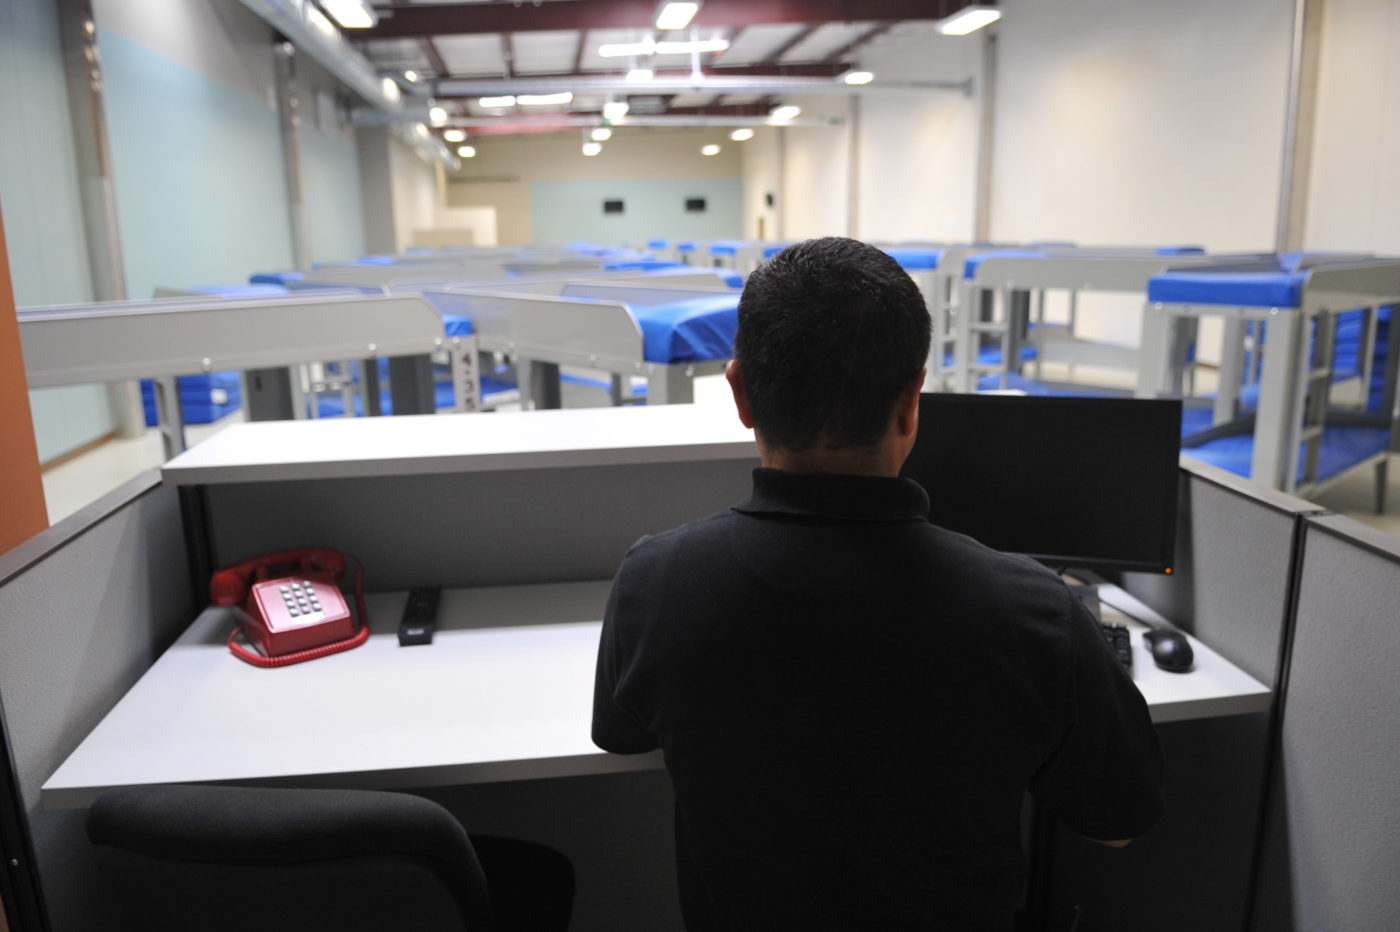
[592,237,1164,930]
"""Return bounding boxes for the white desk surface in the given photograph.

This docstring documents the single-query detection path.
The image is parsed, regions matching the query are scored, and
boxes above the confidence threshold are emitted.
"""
[161,403,758,486]
[42,581,1268,809]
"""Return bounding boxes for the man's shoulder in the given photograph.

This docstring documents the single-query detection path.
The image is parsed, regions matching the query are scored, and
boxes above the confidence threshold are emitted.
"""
[619,509,737,566]
[922,523,1073,606]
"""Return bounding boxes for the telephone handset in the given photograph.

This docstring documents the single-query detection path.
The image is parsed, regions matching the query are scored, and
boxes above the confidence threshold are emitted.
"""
[210,548,370,668]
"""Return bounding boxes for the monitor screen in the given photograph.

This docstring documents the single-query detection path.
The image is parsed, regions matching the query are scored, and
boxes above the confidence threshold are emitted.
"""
[901,393,1182,573]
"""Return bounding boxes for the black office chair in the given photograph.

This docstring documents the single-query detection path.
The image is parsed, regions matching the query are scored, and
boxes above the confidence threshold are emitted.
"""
[86,784,574,932]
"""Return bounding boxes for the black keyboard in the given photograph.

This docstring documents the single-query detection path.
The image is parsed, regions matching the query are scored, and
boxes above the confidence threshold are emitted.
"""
[1099,622,1133,672]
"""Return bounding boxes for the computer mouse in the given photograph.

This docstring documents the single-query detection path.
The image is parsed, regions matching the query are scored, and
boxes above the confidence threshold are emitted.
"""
[1142,629,1194,673]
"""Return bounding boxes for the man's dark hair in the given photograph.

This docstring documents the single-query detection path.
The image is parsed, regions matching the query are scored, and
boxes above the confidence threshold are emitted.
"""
[734,237,931,451]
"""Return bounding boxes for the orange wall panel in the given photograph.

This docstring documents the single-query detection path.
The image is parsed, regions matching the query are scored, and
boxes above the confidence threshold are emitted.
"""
[0,207,49,553]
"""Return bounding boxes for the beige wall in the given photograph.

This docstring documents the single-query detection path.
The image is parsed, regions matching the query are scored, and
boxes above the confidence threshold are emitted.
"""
[447,126,741,246]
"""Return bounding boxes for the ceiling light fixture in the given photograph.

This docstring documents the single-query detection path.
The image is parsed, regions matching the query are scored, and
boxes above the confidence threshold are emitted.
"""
[380,77,402,103]
[428,105,448,124]
[591,127,613,141]
[729,128,754,141]
[655,1,701,30]
[582,141,603,157]
[600,37,729,57]
[443,129,467,143]
[478,95,517,108]
[626,68,655,83]
[842,70,875,85]
[319,0,377,29]
[458,145,477,158]
[701,143,721,156]
[603,100,630,121]
[306,5,337,37]
[767,104,801,124]
[403,70,420,83]
[517,92,574,106]
[936,5,1002,35]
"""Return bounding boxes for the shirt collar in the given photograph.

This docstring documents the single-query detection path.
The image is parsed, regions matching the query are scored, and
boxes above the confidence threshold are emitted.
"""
[733,467,931,523]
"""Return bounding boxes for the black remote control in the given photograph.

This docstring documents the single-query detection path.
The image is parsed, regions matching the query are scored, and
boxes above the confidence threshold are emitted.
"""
[398,586,441,646]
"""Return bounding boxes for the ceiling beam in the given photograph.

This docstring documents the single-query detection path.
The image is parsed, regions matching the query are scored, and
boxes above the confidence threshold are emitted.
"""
[500,33,514,78]
[760,23,822,65]
[421,37,449,79]
[820,22,895,64]
[364,0,977,38]
[433,62,851,96]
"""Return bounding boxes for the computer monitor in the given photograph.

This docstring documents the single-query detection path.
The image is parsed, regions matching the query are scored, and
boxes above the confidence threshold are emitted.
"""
[900,393,1182,573]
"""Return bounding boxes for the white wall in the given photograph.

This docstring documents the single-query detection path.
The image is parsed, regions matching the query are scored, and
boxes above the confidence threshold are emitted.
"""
[991,0,1292,251]
[738,24,983,245]
[390,136,441,253]
[856,23,982,243]
[1304,0,1400,253]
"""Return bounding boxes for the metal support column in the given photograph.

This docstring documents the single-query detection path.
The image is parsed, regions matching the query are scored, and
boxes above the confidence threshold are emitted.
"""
[648,366,695,405]
[243,368,298,421]
[273,42,313,271]
[972,27,998,243]
[387,355,436,415]
[1274,0,1323,253]
[56,0,143,438]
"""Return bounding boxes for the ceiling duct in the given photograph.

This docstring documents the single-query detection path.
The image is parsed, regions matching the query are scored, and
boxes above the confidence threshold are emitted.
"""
[238,0,402,113]
[435,74,974,98]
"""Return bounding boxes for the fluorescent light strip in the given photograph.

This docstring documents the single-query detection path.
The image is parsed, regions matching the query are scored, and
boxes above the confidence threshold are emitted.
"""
[443,129,467,143]
[429,106,448,124]
[591,127,613,141]
[478,96,517,108]
[701,144,720,156]
[937,6,1002,36]
[582,142,603,156]
[655,38,729,54]
[517,92,574,106]
[600,37,728,57]
[842,70,875,85]
[729,128,754,141]
[603,101,630,120]
[320,0,377,29]
[767,104,801,124]
[655,2,700,30]
[457,145,477,158]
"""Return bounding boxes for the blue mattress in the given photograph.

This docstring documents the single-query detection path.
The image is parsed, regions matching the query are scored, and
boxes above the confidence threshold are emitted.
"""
[942,344,1039,368]
[963,249,1043,278]
[249,271,303,286]
[708,240,744,256]
[762,243,792,259]
[647,239,669,249]
[714,268,744,288]
[676,240,698,252]
[971,374,1117,397]
[187,283,290,297]
[603,258,685,272]
[633,294,739,364]
[1183,425,1391,484]
[883,248,941,270]
[1147,270,1307,307]
[443,314,473,336]
[140,371,242,425]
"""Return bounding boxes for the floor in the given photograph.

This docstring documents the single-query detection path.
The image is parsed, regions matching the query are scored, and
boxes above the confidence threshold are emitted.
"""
[39,371,1400,539]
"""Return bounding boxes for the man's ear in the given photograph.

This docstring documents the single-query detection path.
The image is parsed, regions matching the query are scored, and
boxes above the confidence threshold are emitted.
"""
[726,359,757,429]
[894,367,926,440]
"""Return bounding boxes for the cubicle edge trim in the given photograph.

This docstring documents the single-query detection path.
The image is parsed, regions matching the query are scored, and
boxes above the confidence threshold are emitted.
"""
[1178,456,1326,518]
[0,683,49,932]
[160,447,762,487]
[0,469,164,589]
[1301,512,1400,563]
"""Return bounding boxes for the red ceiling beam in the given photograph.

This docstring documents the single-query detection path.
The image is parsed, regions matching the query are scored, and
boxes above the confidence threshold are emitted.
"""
[365,0,979,38]
[432,62,851,95]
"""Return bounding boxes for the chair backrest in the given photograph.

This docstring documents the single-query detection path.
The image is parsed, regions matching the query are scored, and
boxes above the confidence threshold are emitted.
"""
[86,784,493,932]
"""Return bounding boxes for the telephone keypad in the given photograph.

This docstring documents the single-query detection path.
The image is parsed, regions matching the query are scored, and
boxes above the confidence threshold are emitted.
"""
[278,580,324,621]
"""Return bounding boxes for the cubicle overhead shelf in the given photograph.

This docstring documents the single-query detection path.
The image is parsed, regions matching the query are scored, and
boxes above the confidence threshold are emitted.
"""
[19,294,448,388]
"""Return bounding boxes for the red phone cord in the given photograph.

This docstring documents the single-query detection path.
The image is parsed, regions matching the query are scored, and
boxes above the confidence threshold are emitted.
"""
[227,569,370,668]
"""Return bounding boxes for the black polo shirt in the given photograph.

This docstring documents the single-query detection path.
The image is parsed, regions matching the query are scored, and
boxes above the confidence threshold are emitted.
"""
[593,468,1163,931]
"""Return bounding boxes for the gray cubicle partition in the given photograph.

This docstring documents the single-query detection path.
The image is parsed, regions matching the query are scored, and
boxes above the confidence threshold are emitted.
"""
[0,472,193,932]
[1250,515,1400,932]
[1048,458,1322,932]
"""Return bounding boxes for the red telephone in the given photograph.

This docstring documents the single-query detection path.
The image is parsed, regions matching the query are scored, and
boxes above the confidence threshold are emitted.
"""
[209,548,370,668]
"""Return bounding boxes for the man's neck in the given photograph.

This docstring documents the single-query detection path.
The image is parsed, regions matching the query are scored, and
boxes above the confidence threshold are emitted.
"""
[759,443,902,478]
